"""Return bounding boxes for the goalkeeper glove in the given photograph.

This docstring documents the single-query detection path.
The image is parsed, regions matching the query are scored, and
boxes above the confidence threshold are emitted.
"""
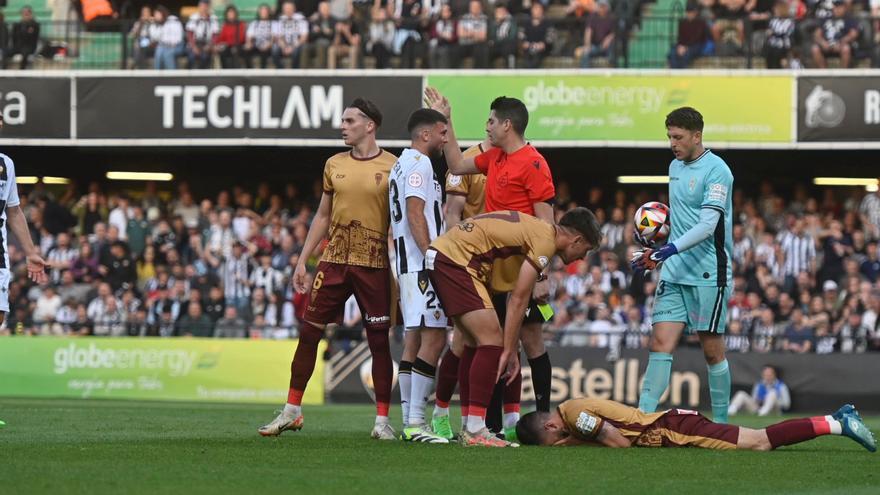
[630,243,678,274]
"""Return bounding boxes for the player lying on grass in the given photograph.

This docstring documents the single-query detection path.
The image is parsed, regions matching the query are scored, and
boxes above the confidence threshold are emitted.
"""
[426,207,602,447]
[516,398,876,452]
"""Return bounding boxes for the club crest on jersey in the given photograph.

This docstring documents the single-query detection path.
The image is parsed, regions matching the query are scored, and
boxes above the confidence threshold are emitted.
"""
[688,178,696,192]
[433,310,442,320]
[374,173,382,186]
[499,173,509,187]
[408,173,423,188]
[448,175,462,187]
[538,256,549,267]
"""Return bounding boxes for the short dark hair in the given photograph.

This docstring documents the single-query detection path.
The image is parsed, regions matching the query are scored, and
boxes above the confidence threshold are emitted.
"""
[665,107,704,132]
[559,207,603,249]
[490,96,529,136]
[516,412,551,446]
[406,108,448,135]
[348,98,383,127]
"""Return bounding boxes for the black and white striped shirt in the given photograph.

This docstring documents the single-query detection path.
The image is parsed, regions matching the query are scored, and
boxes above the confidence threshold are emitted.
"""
[250,265,284,295]
[46,247,79,284]
[778,231,816,276]
[274,14,309,45]
[601,222,625,251]
[223,254,252,300]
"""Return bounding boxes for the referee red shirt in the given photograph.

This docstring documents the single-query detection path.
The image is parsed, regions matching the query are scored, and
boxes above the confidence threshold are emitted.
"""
[474,144,555,215]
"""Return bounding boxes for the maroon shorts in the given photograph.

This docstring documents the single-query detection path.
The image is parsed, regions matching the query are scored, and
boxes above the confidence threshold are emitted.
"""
[427,250,492,317]
[304,261,392,330]
[641,409,739,450]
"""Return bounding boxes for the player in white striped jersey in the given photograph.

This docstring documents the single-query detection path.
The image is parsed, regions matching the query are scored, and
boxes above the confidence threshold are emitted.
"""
[0,148,48,322]
[390,109,450,443]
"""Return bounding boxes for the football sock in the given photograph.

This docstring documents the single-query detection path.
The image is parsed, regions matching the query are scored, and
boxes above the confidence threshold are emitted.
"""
[288,321,323,406]
[527,352,552,412]
[398,360,412,427]
[459,346,477,420]
[433,348,460,417]
[486,381,504,433]
[708,359,731,424]
[766,416,842,449]
[366,328,393,420]
[467,345,503,434]
[503,367,523,416]
[503,404,521,429]
[282,403,301,418]
[409,358,437,426]
[638,352,673,413]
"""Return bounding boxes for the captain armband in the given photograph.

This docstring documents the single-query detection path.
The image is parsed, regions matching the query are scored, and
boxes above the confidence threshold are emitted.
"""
[575,412,603,439]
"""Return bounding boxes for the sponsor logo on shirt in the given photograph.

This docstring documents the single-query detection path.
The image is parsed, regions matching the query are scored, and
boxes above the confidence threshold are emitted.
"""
[408,173,423,188]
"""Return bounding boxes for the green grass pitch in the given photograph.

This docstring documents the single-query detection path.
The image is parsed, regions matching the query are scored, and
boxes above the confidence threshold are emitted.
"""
[1,398,877,494]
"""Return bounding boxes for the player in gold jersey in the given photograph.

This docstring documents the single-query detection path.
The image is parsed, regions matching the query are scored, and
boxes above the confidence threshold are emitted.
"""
[426,207,602,447]
[517,398,876,452]
[430,139,492,439]
[259,98,398,440]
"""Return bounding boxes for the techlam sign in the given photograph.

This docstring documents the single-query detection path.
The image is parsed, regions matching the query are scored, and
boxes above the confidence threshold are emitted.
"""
[75,74,421,141]
[798,76,880,142]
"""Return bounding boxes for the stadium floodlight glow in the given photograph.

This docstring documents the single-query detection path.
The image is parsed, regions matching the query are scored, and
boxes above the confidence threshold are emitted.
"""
[17,176,71,185]
[617,176,670,184]
[106,172,174,182]
[813,177,879,187]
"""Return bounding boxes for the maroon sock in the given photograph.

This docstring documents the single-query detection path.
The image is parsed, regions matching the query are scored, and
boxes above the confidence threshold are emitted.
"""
[434,348,460,408]
[366,327,393,416]
[468,345,503,414]
[765,418,820,449]
[503,368,522,408]
[288,322,324,401]
[458,346,476,417]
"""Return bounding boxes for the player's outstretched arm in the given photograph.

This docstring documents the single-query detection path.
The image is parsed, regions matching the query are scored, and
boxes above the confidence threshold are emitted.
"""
[424,86,479,176]
[293,192,332,293]
[595,422,631,448]
[6,205,47,284]
[445,194,466,229]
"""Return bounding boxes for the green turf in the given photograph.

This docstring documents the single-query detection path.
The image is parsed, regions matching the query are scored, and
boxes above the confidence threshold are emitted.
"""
[0,398,877,494]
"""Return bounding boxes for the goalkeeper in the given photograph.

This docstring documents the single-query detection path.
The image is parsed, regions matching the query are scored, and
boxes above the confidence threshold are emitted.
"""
[631,107,735,423]
[516,398,876,453]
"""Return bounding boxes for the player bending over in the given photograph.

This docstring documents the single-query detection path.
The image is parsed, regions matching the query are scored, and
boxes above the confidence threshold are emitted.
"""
[516,398,876,452]
[426,207,602,447]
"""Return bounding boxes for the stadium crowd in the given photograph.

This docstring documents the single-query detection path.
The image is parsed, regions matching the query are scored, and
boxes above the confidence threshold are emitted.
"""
[4,174,880,355]
[4,0,879,69]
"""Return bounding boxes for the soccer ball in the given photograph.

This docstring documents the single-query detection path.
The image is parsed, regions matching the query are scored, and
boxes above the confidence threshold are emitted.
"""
[634,202,671,246]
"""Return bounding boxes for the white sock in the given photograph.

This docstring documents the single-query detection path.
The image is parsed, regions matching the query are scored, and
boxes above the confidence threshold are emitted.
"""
[375,415,389,426]
[503,412,520,429]
[466,415,486,434]
[283,403,301,417]
[409,360,436,426]
[399,363,412,428]
[433,406,449,418]
[825,415,843,435]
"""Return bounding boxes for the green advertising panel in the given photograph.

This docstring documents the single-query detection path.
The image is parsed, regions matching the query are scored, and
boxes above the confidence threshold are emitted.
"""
[427,74,792,143]
[0,338,324,404]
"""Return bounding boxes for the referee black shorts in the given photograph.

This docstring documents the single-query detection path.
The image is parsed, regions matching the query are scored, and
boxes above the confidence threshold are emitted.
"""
[491,293,549,327]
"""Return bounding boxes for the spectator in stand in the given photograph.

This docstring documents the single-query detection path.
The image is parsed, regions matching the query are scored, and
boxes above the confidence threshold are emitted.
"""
[186,0,220,69]
[367,6,396,68]
[763,0,797,69]
[782,308,815,353]
[712,0,748,52]
[859,179,880,240]
[131,6,157,69]
[728,365,791,416]
[246,4,277,69]
[861,242,880,282]
[779,215,816,293]
[489,3,517,68]
[327,1,360,69]
[521,2,552,69]
[393,0,427,68]
[34,286,62,334]
[108,194,132,241]
[46,232,78,285]
[669,2,710,68]
[93,296,126,337]
[576,0,616,68]
[429,3,458,68]
[214,306,247,338]
[307,1,336,68]
[273,0,310,68]
[811,0,859,68]
[215,5,248,68]
[458,0,490,68]
[152,5,186,70]
[7,6,39,70]
[177,300,214,337]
